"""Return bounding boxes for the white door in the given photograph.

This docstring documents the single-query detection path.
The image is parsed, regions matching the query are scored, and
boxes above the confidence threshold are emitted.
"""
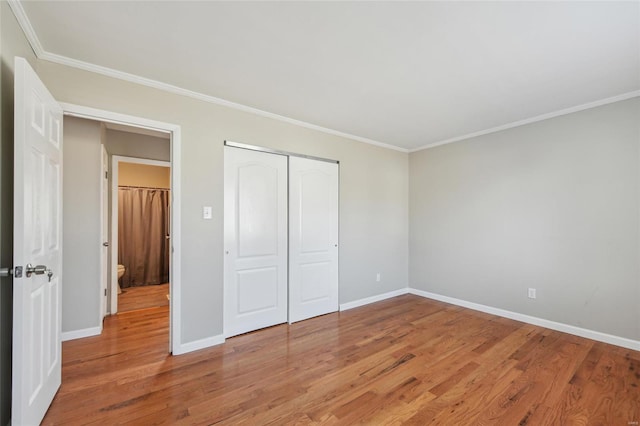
[289,157,339,323]
[224,147,288,337]
[12,57,63,425]
[100,144,109,317]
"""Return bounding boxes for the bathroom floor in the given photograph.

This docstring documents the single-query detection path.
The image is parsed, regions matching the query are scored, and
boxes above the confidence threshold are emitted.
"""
[118,283,170,313]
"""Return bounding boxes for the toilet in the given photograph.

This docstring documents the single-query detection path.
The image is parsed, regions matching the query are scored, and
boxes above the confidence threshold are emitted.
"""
[117,264,125,294]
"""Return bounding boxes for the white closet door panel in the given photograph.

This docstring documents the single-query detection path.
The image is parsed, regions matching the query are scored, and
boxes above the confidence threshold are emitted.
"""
[289,157,339,323]
[224,147,288,337]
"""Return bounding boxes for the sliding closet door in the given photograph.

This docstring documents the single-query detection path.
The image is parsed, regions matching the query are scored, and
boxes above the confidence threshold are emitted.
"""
[289,157,339,323]
[224,147,288,337]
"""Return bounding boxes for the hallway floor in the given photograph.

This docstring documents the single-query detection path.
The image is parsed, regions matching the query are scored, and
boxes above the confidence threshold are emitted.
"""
[118,283,169,312]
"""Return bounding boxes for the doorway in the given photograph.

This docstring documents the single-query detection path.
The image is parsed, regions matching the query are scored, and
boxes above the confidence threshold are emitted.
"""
[62,104,183,355]
[111,157,171,314]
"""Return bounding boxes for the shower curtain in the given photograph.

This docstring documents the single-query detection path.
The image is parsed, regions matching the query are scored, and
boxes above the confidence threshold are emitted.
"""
[118,187,170,288]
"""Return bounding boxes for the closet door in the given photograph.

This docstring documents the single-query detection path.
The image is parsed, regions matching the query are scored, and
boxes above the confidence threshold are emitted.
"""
[289,157,339,323]
[224,147,288,337]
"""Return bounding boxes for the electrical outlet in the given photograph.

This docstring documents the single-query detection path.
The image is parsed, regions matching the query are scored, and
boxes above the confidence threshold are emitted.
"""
[528,288,536,299]
[376,273,381,282]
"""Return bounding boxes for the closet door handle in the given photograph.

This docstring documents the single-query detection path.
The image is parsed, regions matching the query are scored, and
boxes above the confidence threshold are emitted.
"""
[103,242,110,247]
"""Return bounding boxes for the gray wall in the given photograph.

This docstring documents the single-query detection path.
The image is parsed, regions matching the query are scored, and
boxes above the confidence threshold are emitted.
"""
[62,117,103,332]
[104,129,170,161]
[33,58,409,345]
[410,98,640,340]
[0,2,37,423]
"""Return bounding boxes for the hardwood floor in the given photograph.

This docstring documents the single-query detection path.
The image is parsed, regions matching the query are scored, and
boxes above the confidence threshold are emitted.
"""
[43,295,639,425]
[118,283,170,313]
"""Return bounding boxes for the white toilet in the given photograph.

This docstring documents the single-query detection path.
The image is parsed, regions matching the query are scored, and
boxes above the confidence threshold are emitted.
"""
[117,264,125,294]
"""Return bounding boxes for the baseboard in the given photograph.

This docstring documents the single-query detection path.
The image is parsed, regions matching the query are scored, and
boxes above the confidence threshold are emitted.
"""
[61,325,102,342]
[173,334,225,355]
[409,288,640,352]
[340,288,410,312]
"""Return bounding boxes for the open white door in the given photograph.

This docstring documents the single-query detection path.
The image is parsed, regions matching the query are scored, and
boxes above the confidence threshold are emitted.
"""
[101,144,109,317]
[12,57,63,425]
[224,147,288,337]
[288,157,339,323]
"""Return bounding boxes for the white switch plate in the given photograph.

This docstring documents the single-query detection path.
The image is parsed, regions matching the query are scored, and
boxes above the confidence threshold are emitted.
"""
[376,273,381,282]
[528,288,536,299]
[203,206,212,220]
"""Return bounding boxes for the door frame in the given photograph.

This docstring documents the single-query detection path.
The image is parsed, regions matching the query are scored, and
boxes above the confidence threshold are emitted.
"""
[61,103,182,355]
[111,155,171,315]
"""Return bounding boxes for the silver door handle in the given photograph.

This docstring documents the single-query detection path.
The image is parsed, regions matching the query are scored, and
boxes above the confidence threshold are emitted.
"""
[103,242,110,247]
[25,263,49,277]
[0,267,12,277]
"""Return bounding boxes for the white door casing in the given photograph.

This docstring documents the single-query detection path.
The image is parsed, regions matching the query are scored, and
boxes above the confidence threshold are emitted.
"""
[101,144,109,317]
[110,156,170,315]
[224,147,288,337]
[13,57,63,425]
[289,157,339,323]
[61,104,182,355]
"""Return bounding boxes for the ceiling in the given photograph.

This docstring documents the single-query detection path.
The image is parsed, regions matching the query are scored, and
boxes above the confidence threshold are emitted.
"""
[17,1,640,151]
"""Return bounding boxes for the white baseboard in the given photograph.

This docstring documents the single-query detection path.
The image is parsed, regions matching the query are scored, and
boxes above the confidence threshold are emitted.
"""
[173,334,225,355]
[61,325,102,342]
[340,288,410,312]
[409,288,640,352]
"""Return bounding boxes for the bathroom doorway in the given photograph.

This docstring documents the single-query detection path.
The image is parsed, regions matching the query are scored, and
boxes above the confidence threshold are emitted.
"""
[113,157,171,313]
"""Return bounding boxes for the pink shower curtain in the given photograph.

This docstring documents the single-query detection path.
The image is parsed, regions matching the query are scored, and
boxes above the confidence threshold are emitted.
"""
[118,187,170,287]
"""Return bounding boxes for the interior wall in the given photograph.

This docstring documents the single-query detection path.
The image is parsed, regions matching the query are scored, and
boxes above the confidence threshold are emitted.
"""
[62,116,102,333]
[104,129,170,162]
[34,59,410,346]
[409,97,640,341]
[0,1,38,423]
[119,163,170,189]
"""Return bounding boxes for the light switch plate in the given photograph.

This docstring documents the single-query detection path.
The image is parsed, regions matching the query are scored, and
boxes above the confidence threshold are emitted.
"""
[203,206,212,220]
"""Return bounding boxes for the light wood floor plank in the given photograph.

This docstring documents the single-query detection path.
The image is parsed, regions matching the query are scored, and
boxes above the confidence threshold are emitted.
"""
[42,295,640,425]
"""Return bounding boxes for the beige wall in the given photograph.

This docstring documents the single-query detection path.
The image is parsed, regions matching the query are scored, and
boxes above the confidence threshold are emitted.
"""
[104,128,170,162]
[410,98,640,340]
[119,163,170,189]
[62,116,103,333]
[34,58,410,346]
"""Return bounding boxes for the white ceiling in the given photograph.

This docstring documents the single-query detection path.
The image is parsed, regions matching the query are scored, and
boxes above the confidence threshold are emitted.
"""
[18,1,640,151]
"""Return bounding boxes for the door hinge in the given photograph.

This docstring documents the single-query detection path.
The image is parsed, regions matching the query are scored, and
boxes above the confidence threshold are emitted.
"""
[105,171,108,179]
[104,289,107,296]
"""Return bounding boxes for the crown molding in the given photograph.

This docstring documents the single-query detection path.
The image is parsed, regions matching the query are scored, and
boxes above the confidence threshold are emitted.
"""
[7,0,44,56]
[8,0,407,154]
[410,90,640,153]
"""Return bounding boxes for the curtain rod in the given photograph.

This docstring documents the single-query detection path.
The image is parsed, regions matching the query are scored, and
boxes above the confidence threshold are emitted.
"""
[118,185,171,191]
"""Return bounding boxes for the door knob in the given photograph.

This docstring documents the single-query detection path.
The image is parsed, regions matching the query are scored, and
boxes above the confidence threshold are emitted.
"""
[25,263,50,278]
[103,242,110,247]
